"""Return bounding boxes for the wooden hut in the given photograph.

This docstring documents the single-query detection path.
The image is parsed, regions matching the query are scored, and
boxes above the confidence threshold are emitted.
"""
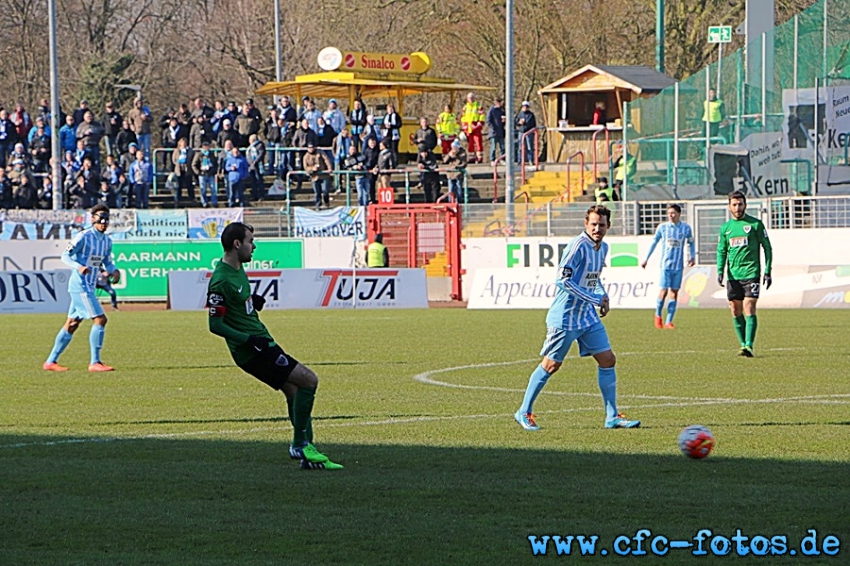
[538,65,676,164]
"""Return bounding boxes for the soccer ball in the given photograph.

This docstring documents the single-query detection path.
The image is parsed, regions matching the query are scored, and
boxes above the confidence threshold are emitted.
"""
[678,425,715,459]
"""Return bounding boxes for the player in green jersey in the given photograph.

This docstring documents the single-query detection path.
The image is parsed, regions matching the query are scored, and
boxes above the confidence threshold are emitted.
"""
[716,191,773,357]
[207,222,342,470]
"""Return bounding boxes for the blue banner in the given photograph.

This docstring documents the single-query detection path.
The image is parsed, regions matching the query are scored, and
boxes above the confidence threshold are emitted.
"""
[1,209,86,240]
[187,208,244,239]
[113,209,187,240]
[293,206,365,240]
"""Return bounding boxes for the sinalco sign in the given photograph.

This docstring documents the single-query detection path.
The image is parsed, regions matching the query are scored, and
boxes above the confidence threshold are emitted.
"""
[317,47,431,75]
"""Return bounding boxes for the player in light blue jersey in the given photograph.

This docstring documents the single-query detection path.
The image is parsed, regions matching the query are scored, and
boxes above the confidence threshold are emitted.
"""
[43,203,121,372]
[641,204,694,329]
[515,205,640,431]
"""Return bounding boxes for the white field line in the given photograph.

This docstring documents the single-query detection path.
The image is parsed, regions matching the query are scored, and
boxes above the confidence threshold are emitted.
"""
[1,355,847,450]
[413,358,736,402]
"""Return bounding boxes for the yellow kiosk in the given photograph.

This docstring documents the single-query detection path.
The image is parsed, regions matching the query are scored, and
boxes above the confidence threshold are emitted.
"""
[255,47,493,155]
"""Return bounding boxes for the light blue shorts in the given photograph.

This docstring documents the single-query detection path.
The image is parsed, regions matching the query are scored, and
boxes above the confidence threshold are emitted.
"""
[659,269,683,290]
[540,321,612,362]
[68,290,104,320]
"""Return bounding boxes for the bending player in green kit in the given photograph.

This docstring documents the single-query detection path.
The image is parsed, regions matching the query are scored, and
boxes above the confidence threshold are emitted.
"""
[717,191,773,357]
[207,222,342,469]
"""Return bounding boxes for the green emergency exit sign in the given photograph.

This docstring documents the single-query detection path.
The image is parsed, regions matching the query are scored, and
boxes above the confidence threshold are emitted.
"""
[708,26,732,43]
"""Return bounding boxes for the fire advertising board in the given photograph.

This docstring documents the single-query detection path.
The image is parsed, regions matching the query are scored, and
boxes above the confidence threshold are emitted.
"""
[169,268,429,310]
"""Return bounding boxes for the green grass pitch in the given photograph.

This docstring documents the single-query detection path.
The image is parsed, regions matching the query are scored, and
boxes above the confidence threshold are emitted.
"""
[1,308,847,565]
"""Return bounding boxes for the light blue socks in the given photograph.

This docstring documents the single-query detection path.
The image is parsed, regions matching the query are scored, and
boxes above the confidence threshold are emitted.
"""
[666,300,677,324]
[89,324,105,364]
[47,329,73,363]
[597,366,618,420]
[519,364,552,414]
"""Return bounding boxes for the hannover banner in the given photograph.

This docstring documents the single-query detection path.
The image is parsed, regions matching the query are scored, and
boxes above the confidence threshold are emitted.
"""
[293,206,366,240]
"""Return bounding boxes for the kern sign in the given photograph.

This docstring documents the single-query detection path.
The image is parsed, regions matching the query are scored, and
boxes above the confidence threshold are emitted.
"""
[168,268,428,310]
[781,86,850,162]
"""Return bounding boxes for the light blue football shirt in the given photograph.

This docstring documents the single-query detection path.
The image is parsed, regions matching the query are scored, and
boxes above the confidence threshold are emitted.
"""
[62,227,116,293]
[545,231,608,331]
[644,221,695,271]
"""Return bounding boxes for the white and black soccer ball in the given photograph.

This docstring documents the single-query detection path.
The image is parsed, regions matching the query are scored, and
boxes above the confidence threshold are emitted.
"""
[678,425,715,459]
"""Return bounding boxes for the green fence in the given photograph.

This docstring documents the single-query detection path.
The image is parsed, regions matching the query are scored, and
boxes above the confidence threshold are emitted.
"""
[624,0,847,200]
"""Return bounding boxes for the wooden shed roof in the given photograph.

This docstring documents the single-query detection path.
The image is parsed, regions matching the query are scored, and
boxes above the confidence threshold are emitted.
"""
[539,65,677,94]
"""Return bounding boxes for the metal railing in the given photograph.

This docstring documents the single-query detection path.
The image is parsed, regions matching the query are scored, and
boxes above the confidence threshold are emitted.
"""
[151,145,333,195]
[145,145,467,208]
[591,127,610,182]
[491,153,506,203]
[565,151,586,201]
[463,195,850,240]
[7,195,850,243]
[519,128,542,186]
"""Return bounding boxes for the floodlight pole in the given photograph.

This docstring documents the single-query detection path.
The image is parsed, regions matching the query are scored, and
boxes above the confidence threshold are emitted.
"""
[656,0,665,73]
[274,0,282,83]
[273,0,283,105]
[48,0,62,210]
[823,0,828,85]
[505,0,516,225]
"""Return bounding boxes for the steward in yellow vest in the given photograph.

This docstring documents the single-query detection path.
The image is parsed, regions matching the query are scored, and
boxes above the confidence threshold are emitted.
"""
[436,105,460,154]
[702,88,725,139]
[367,234,389,267]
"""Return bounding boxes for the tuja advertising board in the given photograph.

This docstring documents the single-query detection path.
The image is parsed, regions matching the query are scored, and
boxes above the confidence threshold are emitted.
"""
[169,268,428,310]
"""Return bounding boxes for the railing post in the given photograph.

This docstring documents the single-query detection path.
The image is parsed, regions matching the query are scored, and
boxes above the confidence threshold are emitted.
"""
[286,206,292,237]
[491,155,504,203]
[518,131,525,184]
[633,201,641,236]
[152,148,159,195]
[285,171,293,217]
[546,201,552,236]
[534,128,540,171]
[463,169,469,218]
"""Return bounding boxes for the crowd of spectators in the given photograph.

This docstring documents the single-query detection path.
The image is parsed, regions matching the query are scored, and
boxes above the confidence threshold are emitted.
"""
[0,94,538,210]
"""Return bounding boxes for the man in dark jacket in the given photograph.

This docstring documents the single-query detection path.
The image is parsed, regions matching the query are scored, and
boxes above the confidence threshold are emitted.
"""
[486,98,506,162]
[0,168,13,209]
[264,108,282,176]
[189,114,213,149]
[362,136,380,204]
[192,139,219,207]
[29,123,52,173]
[515,101,537,164]
[115,120,137,157]
[413,117,438,153]
[216,119,240,149]
[76,110,105,168]
[416,148,441,203]
[246,134,266,202]
[102,101,122,158]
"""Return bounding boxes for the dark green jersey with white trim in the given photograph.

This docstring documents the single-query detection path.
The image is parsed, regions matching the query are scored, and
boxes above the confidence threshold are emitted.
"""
[207,260,274,365]
[717,214,772,281]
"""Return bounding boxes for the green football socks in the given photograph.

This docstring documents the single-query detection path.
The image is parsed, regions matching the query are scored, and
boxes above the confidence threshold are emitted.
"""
[292,387,316,446]
[745,314,758,348]
[287,396,313,443]
[733,315,746,347]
